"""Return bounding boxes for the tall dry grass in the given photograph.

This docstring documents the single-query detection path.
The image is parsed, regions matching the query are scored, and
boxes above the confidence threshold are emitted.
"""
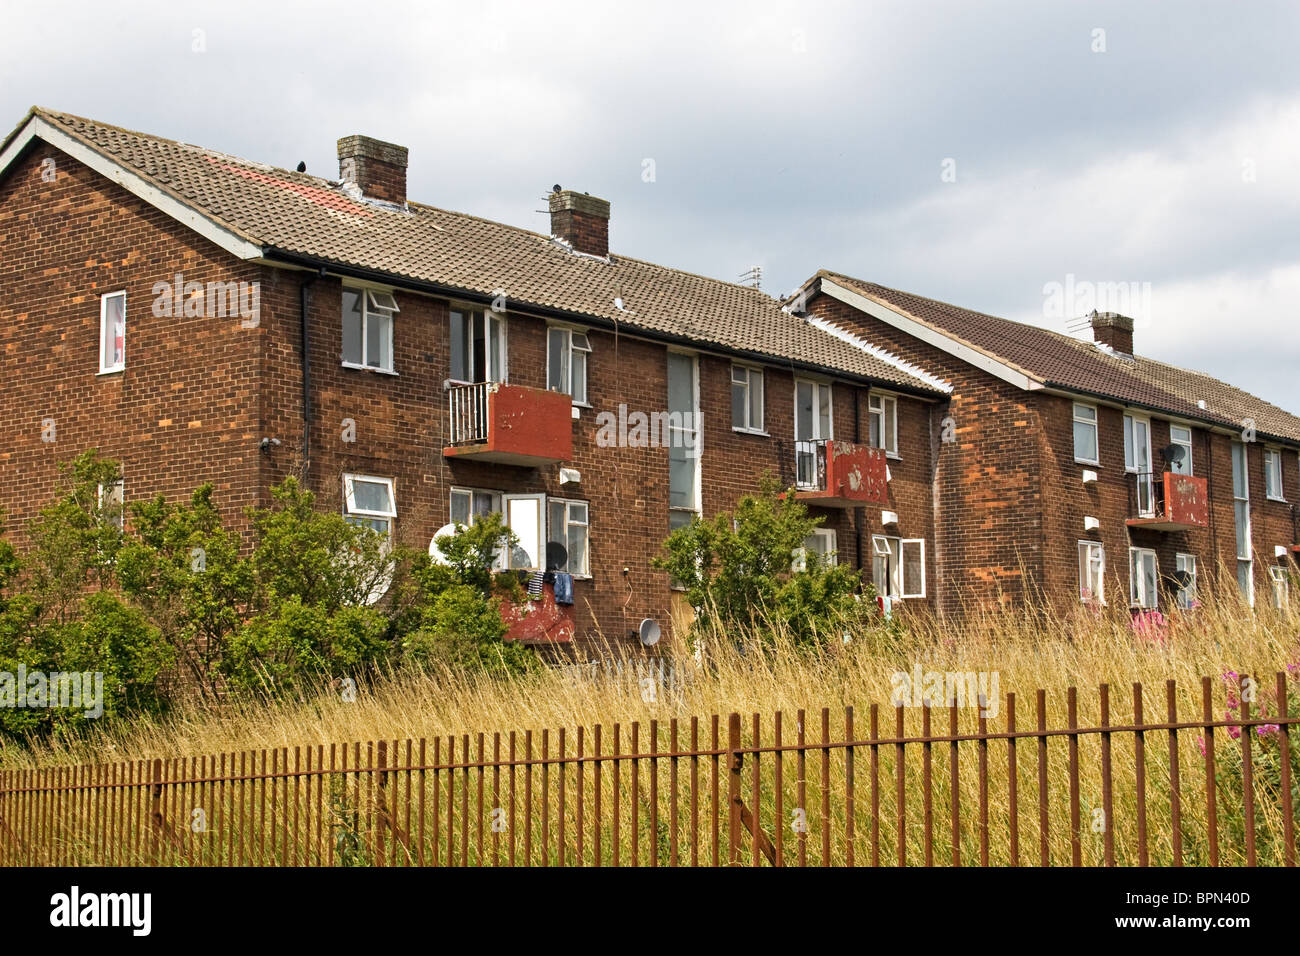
[2,588,1297,866]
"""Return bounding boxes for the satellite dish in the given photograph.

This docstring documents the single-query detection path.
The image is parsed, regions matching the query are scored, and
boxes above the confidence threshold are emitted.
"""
[638,618,661,647]
[429,523,460,564]
[546,541,568,572]
[1162,444,1185,465]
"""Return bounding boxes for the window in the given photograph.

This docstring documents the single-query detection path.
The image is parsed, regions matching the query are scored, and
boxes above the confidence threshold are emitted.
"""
[731,365,764,433]
[97,479,125,531]
[1232,441,1253,603]
[449,487,502,526]
[342,288,398,372]
[99,291,125,373]
[1078,541,1105,604]
[872,535,925,599]
[1169,424,1193,475]
[1124,413,1154,516]
[667,352,701,530]
[868,394,898,457]
[795,379,833,488]
[343,474,396,538]
[547,327,591,404]
[1264,448,1285,500]
[1175,553,1197,610]
[449,307,506,384]
[793,528,837,572]
[1270,566,1290,609]
[1073,403,1098,465]
[1129,547,1158,610]
[548,498,589,575]
[504,494,545,571]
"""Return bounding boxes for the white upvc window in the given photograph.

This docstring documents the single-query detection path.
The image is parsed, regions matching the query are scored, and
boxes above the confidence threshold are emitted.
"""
[1175,553,1197,609]
[99,291,126,373]
[1270,566,1290,609]
[793,528,837,572]
[667,351,701,531]
[1129,547,1158,610]
[1078,540,1105,604]
[547,326,592,404]
[449,307,506,384]
[503,494,546,571]
[342,474,396,538]
[1169,424,1193,475]
[342,288,398,373]
[1264,448,1285,501]
[97,478,125,531]
[548,498,590,576]
[1073,403,1099,465]
[449,487,503,526]
[868,393,898,457]
[731,365,765,433]
[1232,441,1253,605]
[871,535,925,599]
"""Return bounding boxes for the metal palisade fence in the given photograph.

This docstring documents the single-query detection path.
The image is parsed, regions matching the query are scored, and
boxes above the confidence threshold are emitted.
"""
[0,673,1295,867]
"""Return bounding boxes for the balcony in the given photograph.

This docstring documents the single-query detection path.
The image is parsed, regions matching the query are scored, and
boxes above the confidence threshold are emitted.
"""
[1125,471,1208,532]
[781,439,889,508]
[443,382,573,467]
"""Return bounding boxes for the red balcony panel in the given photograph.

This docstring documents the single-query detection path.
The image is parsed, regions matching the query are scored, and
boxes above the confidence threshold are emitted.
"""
[1126,472,1208,532]
[501,582,574,644]
[793,439,890,509]
[444,382,573,467]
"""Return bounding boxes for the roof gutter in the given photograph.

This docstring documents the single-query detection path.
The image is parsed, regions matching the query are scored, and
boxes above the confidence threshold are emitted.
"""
[261,247,946,401]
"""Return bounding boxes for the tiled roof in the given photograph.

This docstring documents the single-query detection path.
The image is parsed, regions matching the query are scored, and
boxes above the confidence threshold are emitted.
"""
[5,108,943,396]
[816,271,1300,444]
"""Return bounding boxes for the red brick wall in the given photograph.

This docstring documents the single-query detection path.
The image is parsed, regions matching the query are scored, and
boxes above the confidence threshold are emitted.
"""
[0,143,263,540]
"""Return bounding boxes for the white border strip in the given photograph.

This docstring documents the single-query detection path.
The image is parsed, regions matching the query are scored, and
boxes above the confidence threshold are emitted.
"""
[819,279,1041,391]
[0,116,264,261]
[805,313,953,394]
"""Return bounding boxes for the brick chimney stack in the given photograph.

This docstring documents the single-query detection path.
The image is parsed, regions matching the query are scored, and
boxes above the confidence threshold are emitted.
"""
[549,188,611,257]
[337,135,408,205]
[1090,311,1134,355]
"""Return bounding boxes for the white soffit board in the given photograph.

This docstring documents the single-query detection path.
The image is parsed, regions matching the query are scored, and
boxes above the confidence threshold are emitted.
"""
[0,116,265,261]
[819,279,1042,392]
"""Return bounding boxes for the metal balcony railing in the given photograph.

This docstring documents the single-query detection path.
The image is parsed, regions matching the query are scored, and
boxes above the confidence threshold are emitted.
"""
[447,382,489,446]
[1127,471,1164,520]
[792,439,828,491]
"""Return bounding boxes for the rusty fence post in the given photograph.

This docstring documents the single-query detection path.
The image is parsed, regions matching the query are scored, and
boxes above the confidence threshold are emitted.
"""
[376,740,388,867]
[726,712,742,866]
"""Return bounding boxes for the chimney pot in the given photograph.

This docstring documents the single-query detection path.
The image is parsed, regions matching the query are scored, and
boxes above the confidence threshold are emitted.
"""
[338,135,408,205]
[549,189,611,257]
[1090,310,1135,355]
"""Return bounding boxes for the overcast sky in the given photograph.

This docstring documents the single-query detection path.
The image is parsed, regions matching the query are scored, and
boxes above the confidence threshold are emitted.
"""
[4,1,1298,412]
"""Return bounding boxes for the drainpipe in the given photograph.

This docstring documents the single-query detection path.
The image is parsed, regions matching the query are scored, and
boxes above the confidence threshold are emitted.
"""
[300,268,325,480]
[854,387,864,582]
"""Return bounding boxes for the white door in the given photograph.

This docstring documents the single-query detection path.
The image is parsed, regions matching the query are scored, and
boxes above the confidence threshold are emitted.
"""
[1125,415,1154,516]
[794,380,832,488]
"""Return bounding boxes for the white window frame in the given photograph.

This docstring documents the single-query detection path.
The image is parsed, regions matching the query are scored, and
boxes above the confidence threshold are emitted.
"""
[342,473,397,539]
[1175,553,1197,610]
[1270,565,1290,609]
[1073,403,1099,466]
[871,534,925,599]
[342,287,398,373]
[793,528,837,572]
[448,486,507,571]
[1264,448,1285,501]
[547,326,592,405]
[99,291,126,374]
[97,478,125,531]
[868,393,899,458]
[1129,547,1159,610]
[1169,424,1193,476]
[548,497,590,577]
[503,493,546,572]
[1232,441,1253,605]
[667,350,702,529]
[730,364,765,434]
[448,306,507,385]
[1078,540,1105,604]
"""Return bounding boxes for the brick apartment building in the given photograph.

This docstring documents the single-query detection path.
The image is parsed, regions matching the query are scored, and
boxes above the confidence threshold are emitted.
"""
[0,108,1296,655]
[792,272,1300,618]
